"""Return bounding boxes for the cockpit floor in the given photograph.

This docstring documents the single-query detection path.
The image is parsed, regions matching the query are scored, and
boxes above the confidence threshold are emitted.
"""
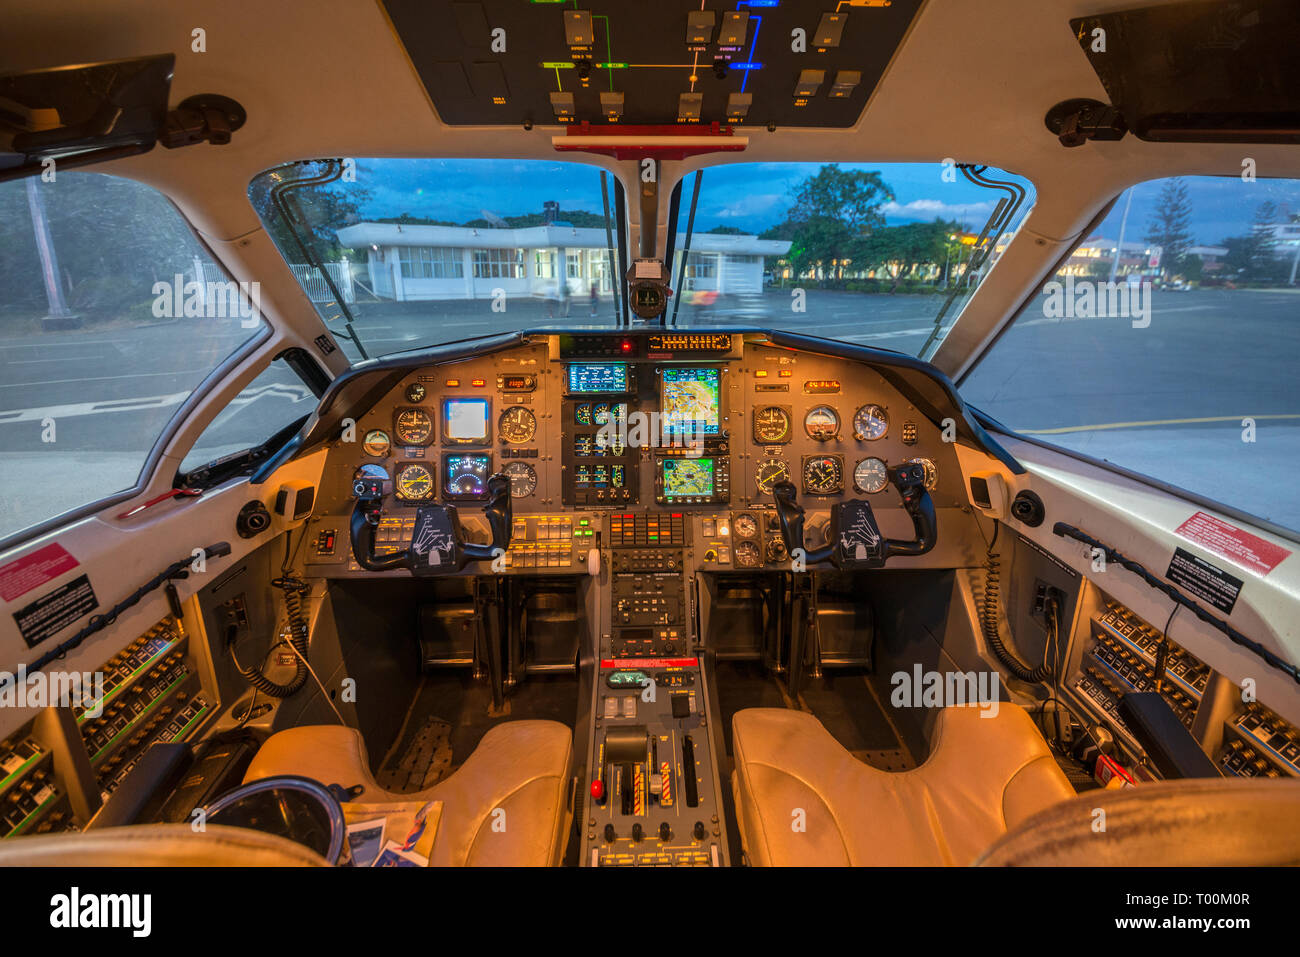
[377,672,580,788]
[714,662,914,770]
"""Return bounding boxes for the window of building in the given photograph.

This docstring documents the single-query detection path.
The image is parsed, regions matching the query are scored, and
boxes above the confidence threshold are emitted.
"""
[472,248,525,279]
[399,247,463,279]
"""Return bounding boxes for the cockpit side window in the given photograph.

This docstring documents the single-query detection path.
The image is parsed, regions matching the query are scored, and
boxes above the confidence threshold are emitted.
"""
[177,353,325,487]
[961,175,1300,536]
[0,171,268,546]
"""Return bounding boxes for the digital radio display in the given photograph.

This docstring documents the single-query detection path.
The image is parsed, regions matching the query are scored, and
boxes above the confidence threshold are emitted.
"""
[646,333,732,353]
[660,367,720,435]
[567,363,629,393]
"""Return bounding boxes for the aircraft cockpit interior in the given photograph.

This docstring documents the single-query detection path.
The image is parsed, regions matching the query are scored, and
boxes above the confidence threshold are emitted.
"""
[1,0,1299,918]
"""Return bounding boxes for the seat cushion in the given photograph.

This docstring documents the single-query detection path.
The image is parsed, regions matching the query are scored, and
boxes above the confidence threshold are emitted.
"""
[244,720,574,866]
[731,703,1075,865]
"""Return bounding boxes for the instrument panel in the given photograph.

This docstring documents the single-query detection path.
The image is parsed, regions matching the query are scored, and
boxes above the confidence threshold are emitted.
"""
[304,330,970,574]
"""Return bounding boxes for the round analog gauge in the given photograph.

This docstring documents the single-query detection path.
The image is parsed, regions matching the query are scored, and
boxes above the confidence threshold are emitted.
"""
[504,461,537,498]
[498,406,537,444]
[804,405,840,442]
[574,404,593,427]
[802,455,844,495]
[853,457,889,494]
[592,403,611,426]
[405,383,427,403]
[733,513,758,539]
[853,404,889,441]
[394,408,434,446]
[362,429,390,457]
[906,456,938,491]
[753,406,792,444]
[755,458,791,495]
[394,463,435,502]
[734,541,761,567]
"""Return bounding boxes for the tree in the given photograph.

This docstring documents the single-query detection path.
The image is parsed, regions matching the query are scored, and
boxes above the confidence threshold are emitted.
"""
[854,220,956,291]
[1222,202,1287,283]
[789,165,894,235]
[704,225,745,235]
[765,165,895,280]
[1144,177,1193,275]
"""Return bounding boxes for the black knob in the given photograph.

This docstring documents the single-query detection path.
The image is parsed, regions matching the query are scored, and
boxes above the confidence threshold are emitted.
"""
[631,823,643,843]
[693,821,706,841]
[659,822,671,841]
[604,824,616,843]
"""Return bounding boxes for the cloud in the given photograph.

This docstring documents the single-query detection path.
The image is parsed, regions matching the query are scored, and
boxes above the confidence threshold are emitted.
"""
[881,198,998,223]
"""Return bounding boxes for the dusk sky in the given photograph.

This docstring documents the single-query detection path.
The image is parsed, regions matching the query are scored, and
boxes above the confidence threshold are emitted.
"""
[349,158,1298,245]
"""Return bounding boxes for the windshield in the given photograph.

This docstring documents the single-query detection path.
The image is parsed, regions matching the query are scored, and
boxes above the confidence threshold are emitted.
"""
[250,158,627,362]
[665,162,1034,358]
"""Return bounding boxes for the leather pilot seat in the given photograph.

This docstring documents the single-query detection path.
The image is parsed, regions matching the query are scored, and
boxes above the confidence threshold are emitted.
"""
[731,703,1076,866]
[243,720,574,866]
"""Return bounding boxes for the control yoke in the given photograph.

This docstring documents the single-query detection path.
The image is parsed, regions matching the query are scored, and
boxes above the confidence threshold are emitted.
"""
[350,473,513,576]
[772,462,937,570]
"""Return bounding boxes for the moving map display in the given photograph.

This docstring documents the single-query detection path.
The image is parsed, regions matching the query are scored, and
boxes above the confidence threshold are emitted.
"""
[660,368,720,435]
[661,457,716,500]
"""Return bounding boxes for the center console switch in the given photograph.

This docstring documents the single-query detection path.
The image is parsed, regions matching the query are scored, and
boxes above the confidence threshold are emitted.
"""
[586,660,726,867]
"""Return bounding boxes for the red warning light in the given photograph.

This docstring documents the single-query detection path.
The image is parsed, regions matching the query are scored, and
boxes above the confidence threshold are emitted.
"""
[621,340,633,353]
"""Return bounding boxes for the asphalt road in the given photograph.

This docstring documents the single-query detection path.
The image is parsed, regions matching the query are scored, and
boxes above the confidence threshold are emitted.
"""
[2,285,1297,538]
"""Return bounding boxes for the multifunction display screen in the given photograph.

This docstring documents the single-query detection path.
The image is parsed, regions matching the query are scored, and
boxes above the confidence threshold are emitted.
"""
[660,457,716,499]
[660,367,720,435]
[444,453,491,499]
[567,363,628,394]
[442,398,490,444]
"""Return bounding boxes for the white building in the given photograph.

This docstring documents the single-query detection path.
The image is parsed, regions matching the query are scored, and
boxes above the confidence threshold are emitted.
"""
[336,221,789,301]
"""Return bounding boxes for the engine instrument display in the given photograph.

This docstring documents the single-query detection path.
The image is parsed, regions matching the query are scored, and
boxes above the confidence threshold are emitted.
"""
[444,453,491,499]
[660,367,721,436]
[853,404,889,441]
[804,405,841,442]
[442,398,490,445]
[755,458,790,495]
[504,461,537,498]
[567,363,628,394]
[363,429,391,457]
[498,406,536,444]
[802,455,844,495]
[395,463,435,502]
[853,457,889,494]
[753,405,792,444]
[395,408,434,446]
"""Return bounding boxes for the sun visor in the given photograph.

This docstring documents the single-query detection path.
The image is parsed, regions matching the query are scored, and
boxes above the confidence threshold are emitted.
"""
[1070,0,1300,145]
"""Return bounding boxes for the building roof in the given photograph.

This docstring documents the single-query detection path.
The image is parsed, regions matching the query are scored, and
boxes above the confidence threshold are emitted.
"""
[336,222,790,255]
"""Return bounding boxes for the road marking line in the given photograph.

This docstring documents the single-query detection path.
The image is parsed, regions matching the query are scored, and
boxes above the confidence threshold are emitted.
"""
[1021,413,1300,435]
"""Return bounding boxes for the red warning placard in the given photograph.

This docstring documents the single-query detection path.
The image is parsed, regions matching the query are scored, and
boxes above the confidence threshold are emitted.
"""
[1174,511,1291,576]
[0,543,80,603]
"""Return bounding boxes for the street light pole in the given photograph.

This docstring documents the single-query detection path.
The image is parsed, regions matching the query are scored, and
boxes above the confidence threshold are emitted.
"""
[1110,188,1134,283]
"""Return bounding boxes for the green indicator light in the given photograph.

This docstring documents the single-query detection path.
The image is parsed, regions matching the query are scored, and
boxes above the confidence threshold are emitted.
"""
[542,62,575,69]
[595,62,629,69]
